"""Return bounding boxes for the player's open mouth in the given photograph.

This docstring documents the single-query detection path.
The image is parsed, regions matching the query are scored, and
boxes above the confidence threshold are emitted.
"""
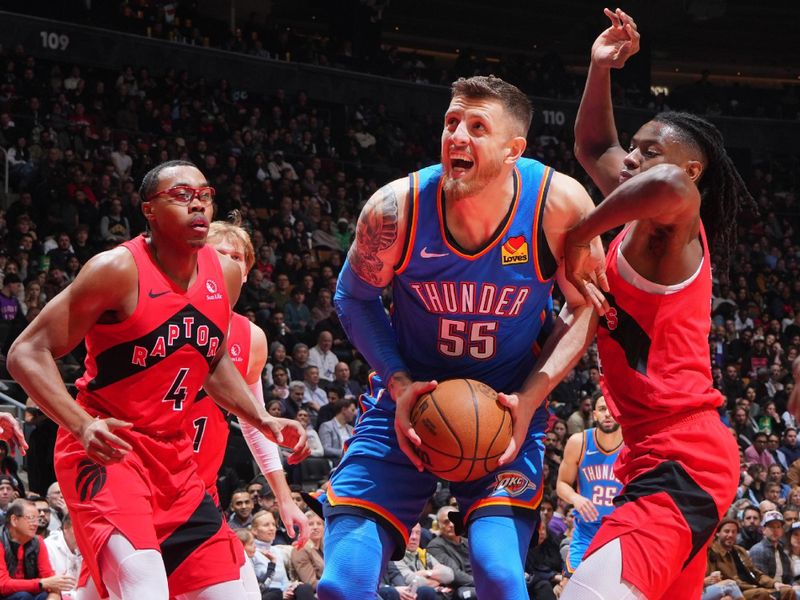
[450,154,474,177]
[190,217,209,231]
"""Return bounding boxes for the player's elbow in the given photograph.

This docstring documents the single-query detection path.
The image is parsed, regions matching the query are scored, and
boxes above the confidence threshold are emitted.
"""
[6,337,33,381]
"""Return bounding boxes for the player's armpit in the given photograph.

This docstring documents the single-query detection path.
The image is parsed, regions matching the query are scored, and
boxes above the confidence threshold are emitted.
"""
[347,178,409,287]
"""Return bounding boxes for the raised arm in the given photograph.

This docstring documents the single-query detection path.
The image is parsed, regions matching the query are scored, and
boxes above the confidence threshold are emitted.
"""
[556,432,599,522]
[7,248,136,464]
[574,8,640,196]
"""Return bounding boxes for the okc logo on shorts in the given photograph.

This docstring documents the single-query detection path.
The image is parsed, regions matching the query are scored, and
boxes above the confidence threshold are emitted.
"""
[501,235,529,266]
[205,279,223,300]
[488,470,535,497]
[230,343,242,359]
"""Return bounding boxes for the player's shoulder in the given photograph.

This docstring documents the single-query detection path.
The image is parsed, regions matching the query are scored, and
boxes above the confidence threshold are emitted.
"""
[563,429,586,454]
[76,244,137,289]
[248,320,267,347]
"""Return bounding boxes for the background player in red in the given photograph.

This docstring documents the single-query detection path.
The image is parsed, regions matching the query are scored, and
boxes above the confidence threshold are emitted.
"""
[561,9,754,600]
[185,215,309,599]
[7,160,308,600]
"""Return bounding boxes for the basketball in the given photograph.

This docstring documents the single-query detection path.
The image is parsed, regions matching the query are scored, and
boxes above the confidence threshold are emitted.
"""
[410,378,512,482]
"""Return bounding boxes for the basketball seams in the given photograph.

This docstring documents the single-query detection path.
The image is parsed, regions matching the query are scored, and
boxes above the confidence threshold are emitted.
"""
[427,387,465,459]
[464,379,480,481]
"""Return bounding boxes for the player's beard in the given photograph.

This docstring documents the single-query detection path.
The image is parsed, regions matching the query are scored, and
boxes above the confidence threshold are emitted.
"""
[442,151,504,202]
[598,421,620,434]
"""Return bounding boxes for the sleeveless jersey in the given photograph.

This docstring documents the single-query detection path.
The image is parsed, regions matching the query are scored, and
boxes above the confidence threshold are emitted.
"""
[597,223,723,431]
[392,158,555,426]
[185,312,252,493]
[574,428,623,533]
[75,235,230,436]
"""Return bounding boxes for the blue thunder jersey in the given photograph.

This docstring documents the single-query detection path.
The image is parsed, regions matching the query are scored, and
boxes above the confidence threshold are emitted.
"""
[391,157,556,429]
[567,427,623,573]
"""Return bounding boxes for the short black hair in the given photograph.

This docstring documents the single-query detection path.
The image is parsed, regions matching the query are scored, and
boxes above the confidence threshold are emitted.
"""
[139,159,199,200]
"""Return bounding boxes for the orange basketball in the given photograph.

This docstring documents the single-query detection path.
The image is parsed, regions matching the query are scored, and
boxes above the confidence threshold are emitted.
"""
[410,378,512,482]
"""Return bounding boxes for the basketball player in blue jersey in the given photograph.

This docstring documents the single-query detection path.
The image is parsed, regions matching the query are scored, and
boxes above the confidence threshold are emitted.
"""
[556,391,623,578]
[318,75,608,600]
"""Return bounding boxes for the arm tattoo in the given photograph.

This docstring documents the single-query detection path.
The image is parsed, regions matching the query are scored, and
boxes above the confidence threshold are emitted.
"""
[348,184,400,285]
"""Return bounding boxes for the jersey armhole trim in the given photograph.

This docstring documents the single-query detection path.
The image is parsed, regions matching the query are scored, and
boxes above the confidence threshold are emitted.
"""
[532,167,557,282]
[394,171,419,274]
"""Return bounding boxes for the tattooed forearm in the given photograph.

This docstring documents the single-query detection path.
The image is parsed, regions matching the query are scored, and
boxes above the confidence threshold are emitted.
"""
[348,184,400,285]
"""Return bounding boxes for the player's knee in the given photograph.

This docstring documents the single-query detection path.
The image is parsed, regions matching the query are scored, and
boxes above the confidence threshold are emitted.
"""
[115,548,168,594]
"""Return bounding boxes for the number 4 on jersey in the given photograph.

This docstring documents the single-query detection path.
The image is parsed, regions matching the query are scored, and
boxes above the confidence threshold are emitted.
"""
[163,368,190,410]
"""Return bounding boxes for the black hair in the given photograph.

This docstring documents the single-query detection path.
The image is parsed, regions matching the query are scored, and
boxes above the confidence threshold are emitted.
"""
[590,389,605,411]
[138,159,198,200]
[652,112,756,274]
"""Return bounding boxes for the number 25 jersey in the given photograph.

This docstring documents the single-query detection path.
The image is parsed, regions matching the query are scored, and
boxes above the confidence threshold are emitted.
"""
[75,235,230,435]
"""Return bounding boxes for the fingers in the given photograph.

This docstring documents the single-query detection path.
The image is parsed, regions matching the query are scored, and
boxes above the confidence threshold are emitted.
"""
[496,392,518,411]
[104,418,133,431]
[95,428,133,453]
[294,518,311,548]
[497,437,518,467]
[395,425,424,472]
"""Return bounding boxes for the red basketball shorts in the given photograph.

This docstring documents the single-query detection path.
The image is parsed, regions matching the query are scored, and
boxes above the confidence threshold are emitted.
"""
[55,428,242,598]
[584,409,739,600]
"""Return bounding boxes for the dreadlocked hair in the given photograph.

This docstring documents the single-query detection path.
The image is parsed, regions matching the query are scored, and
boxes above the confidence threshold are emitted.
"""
[652,112,756,274]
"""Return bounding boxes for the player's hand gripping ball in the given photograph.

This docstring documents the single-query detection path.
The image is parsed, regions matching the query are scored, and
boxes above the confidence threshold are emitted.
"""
[410,378,512,482]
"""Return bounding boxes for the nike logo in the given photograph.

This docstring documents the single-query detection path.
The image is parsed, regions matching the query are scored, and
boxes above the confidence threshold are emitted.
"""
[148,289,170,298]
[420,247,449,259]
[585,450,599,455]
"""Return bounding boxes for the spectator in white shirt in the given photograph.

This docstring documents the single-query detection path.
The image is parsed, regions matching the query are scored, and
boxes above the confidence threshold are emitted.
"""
[307,331,337,383]
[44,513,81,597]
[303,366,328,413]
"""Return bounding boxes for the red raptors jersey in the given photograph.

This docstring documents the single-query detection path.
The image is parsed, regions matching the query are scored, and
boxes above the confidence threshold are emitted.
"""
[597,223,723,431]
[185,313,252,494]
[75,235,230,435]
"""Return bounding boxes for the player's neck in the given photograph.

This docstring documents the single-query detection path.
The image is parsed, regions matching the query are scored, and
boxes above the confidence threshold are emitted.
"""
[444,171,515,251]
[595,429,623,452]
[147,234,200,291]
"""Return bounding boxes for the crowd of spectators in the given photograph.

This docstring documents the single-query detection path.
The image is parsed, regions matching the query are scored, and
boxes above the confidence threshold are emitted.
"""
[0,9,798,597]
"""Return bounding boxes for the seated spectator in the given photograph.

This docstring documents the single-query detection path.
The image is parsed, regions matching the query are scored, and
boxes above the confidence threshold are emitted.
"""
[265,365,290,403]
[746,433,776,468]
[566,394,594,435]
[291,512,325,592]
[0,499,75,599]
[733,407,758,450]
[385,522,454,599]
[0,446,22,498]
[427,507,476,600]
[309,288,335,328]
[250,511,314,600]
[29,498,49,539]
[98,197,130,246]
[282,381,306,421]
[701,570,744,600]
[43,514,80,596]
[316,387,343,430]
[227,488,254,530]
[707,518,794,600]
[235,528,273,597]
[296,409,324,458]
[736,505,763,550]
[288,343,310,382]
[524,516,562,599]
[302,366,328,414]
[264,343,290,387]
[748,511,793,586]
[779,428,800,470]
[43,234,73,273]
[0,274,27,354]
[319,398,356,463]
[329,361,361,400]
[767,464,791,501]
[284,288,311,336]
[307,330,337,383]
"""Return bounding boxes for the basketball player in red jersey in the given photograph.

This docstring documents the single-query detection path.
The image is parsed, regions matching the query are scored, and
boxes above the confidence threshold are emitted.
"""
[7,161,308,600]
[189,215,309,532]
[560,9,754,600]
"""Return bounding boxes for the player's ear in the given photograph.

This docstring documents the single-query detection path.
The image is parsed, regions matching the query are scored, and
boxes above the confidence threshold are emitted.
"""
[506,136,527,164]
[685,159,703,182]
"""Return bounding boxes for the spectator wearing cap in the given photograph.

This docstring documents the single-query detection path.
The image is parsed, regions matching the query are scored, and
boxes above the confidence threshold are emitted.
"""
[0,445,21,499]
[748,511,793,587]
[707,517,793,600]
[0,499,75,599]
[746,433,776,468]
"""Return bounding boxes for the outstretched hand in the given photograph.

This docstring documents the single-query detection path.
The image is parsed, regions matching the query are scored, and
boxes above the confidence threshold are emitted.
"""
[592,8,640,69]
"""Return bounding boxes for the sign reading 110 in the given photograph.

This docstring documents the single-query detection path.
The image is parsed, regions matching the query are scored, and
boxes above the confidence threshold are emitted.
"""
[40,31,70,51]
